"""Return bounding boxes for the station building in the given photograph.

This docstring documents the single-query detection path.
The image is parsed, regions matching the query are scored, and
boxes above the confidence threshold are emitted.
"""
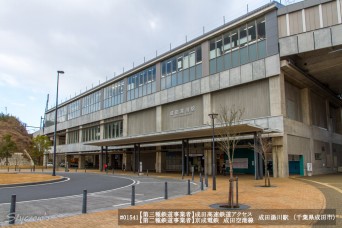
[38,0,342,177]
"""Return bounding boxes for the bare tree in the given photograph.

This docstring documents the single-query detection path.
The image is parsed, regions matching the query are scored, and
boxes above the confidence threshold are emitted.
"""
[216,105,244,208]
[257,133,272,187]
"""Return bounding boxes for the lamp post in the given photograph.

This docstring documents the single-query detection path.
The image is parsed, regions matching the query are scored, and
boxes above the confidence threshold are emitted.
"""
[208,113,218,190]
[52,70,64,176]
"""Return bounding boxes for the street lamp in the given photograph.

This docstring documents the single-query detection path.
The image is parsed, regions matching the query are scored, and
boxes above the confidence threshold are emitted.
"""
[52,70,64,176]
[208,113,218,190]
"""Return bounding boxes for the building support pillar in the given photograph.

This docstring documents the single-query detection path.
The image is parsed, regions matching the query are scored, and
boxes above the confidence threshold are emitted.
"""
[78,155,85,169]
[100,146,103,172]
[155,147,165,173]
[204,145,212,175]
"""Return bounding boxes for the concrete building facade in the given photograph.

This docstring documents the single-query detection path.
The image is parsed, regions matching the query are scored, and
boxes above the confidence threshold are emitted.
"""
[37,0,342,178]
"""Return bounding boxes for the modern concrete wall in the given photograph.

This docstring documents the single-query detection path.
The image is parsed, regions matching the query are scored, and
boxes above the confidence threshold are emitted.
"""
[44,53,281,135]
[211,79,270,119]
[161,96,203,131]
[279,23,342,56]
[127,108,156,136]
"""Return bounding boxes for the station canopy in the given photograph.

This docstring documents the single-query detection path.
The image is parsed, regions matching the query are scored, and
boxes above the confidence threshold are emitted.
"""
[86,124,265,147]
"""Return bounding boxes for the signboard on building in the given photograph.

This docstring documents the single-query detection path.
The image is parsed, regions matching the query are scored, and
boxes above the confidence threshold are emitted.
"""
[226,158,248,169]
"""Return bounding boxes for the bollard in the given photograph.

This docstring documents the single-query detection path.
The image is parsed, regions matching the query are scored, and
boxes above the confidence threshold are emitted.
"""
[131,185,135,206]
[112,169,114,175]
[85,168,86,173]
[9,195,16,224]
[205,173,208,187]
[187,180,191,195]
[165,182,168,200]
[147,169,148,176]
[82,189,87,214]
[235,177,239,208]
[200,173,203,191]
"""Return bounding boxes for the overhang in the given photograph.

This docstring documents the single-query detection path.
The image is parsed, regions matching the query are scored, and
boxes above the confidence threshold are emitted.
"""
[86,124,264,147]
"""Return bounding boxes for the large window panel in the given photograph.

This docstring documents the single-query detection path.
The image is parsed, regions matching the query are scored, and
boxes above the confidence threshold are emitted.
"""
[231,29,239,50]
[239,25,248,47]
[196,46,202,63]
[247,21,256,43]
[210,40,216,59]
[216,38,223,57]
[257,17,266,40]
[223,33,232,53]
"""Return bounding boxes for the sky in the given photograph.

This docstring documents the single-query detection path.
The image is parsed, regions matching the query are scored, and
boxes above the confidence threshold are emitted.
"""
[0,0,299,133]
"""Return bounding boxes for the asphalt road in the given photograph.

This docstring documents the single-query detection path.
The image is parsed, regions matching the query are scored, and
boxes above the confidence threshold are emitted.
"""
[0,172,134,203]
[0,172,199,225]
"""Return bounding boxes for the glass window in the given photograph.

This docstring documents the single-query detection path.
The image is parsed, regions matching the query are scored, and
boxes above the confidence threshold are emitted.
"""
[189,51,195,67]
[196,46,202,63]
[223,33,231,53]
[177,56,183,71]
[172,58,177,73]
[224,52,231,70]
[161,62,166,77]
[183,52,189,69]
[247,21,256,43]
[166,61,171,75]
[216,38,223,57]
[209,59,216,75]
[240,46,248,65]
[231,29,239,50]
[239,25,248,47]
[249,43,257,62]
[209,40,216,59]
[257,17,266,40]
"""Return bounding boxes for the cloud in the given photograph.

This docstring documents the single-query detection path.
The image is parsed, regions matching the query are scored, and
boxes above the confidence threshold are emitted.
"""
[0,73,19,87]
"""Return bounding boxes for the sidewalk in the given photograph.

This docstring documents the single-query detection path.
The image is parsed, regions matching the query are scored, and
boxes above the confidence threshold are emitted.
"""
[10,170,325,228]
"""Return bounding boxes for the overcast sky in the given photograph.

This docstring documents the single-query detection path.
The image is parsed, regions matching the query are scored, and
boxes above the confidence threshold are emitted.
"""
[0,0,299,133]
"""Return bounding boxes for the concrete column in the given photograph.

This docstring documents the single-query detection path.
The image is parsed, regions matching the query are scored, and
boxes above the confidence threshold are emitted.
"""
[301,88,312,125]
[156,106,162,132]
[202,93,212,125]
[155,147,165,173]
[274,136,289,178]
[79,126,83,143]
[123,114,128,137]
[269,73,286,116]
[204,143,212,175]
[100,120,105,140]
[78,155,85,169]
[99,147,103,171]
[65,129,69,145]
[201,41,210,77]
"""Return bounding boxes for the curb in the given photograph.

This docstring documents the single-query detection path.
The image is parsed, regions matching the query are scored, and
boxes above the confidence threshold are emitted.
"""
[0,177,68,188]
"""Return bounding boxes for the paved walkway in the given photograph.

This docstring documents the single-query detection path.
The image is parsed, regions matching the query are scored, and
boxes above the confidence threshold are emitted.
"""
[295,173,342,228]
[5,170,330,228]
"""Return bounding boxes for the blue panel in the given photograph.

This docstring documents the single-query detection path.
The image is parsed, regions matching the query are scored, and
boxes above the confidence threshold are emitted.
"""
[249,43,257,62]
[258,40,266,59]
[196,64,202,79]
[189,67,196,81]
[209,59,216,75]
[232,50,240,68]
[240,46,249,65]
[217,56,224,73]
[224,53,231,70]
